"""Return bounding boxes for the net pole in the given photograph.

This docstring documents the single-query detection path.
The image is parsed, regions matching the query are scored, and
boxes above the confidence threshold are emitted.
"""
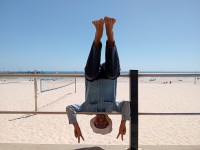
[40,78,42,93]
[74,71,76,93]
[75,77,76,93]
[34,77,38,111]
[194,71,197,84]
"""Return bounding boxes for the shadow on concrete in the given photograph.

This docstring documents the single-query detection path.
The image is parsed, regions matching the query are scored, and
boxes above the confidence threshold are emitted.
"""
[74,146,131,150]
[74,147,104,150]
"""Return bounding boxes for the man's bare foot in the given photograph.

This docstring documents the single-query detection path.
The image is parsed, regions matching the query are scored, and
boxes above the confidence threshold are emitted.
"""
[92,18,104,47]
[104,16,116,47]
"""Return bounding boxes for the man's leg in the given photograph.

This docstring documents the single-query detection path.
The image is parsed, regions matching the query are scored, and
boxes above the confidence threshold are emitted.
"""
[85,19,104,81]
[104,16,120,79]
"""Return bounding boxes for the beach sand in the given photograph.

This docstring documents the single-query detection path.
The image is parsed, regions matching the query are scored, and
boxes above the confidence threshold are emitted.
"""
[0,77,200,146]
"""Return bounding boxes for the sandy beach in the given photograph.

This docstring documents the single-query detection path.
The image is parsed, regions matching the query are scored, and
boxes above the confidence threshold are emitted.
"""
[0,76,200,146]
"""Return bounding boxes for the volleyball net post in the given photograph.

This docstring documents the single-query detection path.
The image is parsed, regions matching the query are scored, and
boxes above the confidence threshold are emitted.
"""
[34,77,38,111]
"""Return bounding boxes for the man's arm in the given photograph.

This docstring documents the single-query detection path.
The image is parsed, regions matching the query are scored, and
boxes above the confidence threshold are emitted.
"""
[66,104,81,124]
[73,122,84,143]
[66,104,84,143]
[115,101,130,140]
[117,120,126,140]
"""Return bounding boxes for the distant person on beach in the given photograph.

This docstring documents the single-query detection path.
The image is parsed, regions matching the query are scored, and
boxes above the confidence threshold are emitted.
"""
[66,16,130,143]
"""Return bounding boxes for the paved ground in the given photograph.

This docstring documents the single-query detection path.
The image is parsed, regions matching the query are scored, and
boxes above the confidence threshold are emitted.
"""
[0,143,200,150]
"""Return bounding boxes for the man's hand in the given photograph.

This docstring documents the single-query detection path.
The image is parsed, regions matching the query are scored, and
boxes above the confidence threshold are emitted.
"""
[73,123,84,143]
[116,120,126,141]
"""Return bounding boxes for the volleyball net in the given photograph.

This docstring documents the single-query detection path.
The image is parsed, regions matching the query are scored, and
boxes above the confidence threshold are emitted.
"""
[40,77,75,93]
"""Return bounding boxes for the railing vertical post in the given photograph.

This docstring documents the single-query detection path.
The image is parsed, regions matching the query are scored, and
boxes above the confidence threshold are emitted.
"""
[34,77,38,111]
[130,70,138,150]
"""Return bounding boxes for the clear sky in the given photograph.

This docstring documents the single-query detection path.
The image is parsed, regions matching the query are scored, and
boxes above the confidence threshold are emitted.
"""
[0,0,200,72]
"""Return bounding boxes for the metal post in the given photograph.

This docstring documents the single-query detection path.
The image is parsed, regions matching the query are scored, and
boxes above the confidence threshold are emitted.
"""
[194,71,197,84]
[130,70,138,150]
[74,71,76,93]
[34,77,38,111]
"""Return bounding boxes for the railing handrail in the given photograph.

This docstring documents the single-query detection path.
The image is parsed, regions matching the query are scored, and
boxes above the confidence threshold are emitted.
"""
[0,111,121,115]
[140,112,200,115]
[0,111,200,115]
[0,73,200,77]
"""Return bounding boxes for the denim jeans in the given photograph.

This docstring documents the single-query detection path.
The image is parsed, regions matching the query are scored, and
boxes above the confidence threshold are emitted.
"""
[85,41,121,81]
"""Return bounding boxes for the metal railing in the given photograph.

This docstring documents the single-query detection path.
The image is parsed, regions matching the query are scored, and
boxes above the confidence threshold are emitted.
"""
[1,72,199,114]
[0,73,200,77]
[1,71,200,150]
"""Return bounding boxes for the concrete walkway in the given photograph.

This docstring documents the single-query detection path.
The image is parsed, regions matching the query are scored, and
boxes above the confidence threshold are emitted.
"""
[0,143,200,150]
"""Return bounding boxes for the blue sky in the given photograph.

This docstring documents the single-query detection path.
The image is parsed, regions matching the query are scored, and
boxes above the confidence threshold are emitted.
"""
[0,0,200,72]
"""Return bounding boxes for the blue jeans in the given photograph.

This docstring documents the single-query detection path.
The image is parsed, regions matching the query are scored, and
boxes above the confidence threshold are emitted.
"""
[84,41,121,81]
